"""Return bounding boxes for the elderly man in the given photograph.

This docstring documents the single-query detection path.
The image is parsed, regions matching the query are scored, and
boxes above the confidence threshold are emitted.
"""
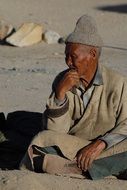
[21,15,127,180]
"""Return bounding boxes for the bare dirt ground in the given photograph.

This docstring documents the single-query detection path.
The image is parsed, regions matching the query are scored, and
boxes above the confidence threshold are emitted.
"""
[0,0,127,189]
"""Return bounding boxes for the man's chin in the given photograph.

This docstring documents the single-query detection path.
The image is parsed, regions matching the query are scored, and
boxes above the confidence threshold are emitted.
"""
[80,77,89,84]
[80,78,90,89]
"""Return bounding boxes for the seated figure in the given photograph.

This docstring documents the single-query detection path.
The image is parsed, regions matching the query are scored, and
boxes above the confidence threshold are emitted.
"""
[20,15,127,180]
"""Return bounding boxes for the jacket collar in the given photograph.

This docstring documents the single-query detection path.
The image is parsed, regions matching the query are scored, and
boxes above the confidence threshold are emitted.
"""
[93,65,103,86]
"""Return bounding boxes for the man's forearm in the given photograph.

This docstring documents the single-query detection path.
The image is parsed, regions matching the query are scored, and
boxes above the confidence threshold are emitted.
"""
[46,92,71,133]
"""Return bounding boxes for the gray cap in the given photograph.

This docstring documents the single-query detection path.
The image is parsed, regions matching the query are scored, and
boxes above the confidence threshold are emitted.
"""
[66,15,103,47]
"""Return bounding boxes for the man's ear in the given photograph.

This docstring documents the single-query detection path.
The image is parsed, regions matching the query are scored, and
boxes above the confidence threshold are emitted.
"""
[89,48,97,59]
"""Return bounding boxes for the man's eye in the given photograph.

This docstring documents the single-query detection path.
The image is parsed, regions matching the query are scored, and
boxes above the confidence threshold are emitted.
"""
[71,55,77,60]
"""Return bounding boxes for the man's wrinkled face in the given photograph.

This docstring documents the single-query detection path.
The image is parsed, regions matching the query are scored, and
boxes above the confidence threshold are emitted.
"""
[65,43,98,87]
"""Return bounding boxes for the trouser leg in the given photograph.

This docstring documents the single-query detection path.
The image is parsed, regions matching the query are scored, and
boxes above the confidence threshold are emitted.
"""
[88,151,127,180]
[20,131,127,179]
[88,139,127,180]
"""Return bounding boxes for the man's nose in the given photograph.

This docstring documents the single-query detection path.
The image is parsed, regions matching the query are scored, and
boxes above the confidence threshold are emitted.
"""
[66,56,73,67]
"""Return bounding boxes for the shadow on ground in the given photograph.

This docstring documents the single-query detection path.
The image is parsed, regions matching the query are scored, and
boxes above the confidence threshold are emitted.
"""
[96,4,127,14]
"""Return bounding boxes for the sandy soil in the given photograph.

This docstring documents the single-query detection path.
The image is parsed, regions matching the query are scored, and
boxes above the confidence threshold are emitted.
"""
[0,0,127,189]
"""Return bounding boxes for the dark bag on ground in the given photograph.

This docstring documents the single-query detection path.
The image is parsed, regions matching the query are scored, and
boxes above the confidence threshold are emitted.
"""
[0,111,46,169]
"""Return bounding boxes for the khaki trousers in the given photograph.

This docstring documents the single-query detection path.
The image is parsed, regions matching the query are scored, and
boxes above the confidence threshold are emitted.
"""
[20,130,127,171]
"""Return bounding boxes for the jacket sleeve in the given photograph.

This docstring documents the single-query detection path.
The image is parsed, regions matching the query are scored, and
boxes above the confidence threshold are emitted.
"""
[99,79,127,148]
[111,80,127,135]
[45,91,75,133]
[99,133,126,149]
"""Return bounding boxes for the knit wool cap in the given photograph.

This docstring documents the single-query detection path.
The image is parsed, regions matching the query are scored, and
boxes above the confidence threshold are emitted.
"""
[66,15,103,47]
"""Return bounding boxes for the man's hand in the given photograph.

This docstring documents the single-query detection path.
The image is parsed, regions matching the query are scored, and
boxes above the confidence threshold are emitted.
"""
[55,69,80,101]
[76,139,106,171]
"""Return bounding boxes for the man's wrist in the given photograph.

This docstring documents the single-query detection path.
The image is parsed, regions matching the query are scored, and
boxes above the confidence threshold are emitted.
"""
[96,139,107,150]
[54,96,67,106]
[55,89,66,101]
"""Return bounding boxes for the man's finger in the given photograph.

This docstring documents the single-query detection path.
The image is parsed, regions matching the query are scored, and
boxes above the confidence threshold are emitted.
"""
[67,70,79,76]
[85,154,95,171]
[80,154,86,171]
[76,153,83,169]
[88,156,94,169]
[84,154,90,171]
[66,73,79,79]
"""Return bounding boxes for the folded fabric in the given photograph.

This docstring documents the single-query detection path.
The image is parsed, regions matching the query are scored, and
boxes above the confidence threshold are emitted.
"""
[6,111,43,136]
